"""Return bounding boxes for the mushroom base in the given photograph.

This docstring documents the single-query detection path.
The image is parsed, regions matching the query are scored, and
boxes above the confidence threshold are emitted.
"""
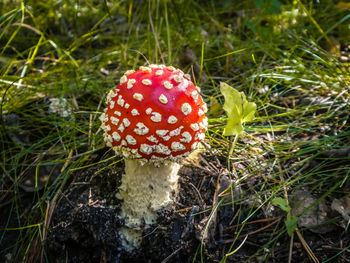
[117,159,181,251]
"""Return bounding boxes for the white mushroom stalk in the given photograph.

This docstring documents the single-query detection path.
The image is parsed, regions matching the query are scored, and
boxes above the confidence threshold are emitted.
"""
[100,65,207,251]
[117,159,181,249]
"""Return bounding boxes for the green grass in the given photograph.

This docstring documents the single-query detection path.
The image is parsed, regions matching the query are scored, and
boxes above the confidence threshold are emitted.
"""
[1,0,350,262]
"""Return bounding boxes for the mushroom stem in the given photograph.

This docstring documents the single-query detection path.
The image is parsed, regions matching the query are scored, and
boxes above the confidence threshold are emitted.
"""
[118,159,181,250]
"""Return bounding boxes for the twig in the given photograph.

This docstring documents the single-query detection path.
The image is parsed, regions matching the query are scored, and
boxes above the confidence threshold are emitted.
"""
[188,182,205,209]
[288,232,294,263]
[175,206,194,213]
[161,247,182,263]
[295,228,320,263]
[201,172,223,243]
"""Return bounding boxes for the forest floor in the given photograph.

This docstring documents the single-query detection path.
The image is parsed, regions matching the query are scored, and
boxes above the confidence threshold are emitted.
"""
[1,1,350,262]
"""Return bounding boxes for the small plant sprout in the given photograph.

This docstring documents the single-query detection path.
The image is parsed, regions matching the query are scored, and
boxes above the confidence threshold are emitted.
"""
[220,82,256,170]
[100,65,208,250]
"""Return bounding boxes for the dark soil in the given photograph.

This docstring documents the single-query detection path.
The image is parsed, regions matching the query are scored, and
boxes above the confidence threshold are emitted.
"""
[42,150,350,263]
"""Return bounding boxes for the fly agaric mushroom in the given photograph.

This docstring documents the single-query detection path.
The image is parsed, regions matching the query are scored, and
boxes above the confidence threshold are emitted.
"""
[100,64,207,250]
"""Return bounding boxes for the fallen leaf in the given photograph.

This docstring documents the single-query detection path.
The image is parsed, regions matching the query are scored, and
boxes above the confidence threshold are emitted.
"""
[331,195,350,229]
[290,189,334,234]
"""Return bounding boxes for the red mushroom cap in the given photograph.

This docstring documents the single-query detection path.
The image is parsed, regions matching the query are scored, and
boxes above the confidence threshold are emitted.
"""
[100,65,207,162]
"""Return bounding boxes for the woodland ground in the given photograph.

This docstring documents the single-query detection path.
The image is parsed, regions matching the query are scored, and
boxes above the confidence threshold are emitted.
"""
[0,1,350,262]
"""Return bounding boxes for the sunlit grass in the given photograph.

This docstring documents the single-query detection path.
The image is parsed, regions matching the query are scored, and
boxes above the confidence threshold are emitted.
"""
[0,0,349,262]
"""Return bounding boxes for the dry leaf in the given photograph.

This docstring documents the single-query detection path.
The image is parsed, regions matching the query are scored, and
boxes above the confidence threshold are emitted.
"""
[290,189,334,234]
[331,195,350,229]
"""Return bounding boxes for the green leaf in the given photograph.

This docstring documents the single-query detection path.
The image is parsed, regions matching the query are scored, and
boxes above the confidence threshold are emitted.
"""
[271,197,297,236]
[271,197,290,212]
[253,0,282,14]
[253,0,264,8]
[220,82,256,136]
[286,214,298,236]
[267,0,282,15]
